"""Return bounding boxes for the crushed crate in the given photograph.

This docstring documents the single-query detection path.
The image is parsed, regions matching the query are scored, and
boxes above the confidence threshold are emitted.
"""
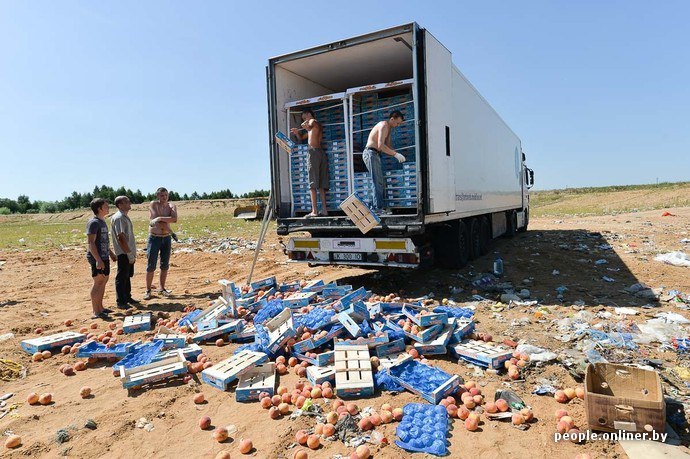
[178,309,203,327]
[339,193,381,234]
[337,310,361,338]
[307,365,336,386]
[120,350,188,389]
[453,340,513,370]
[153,333,187,350]
[264,308,296,354]
[322,284,352,299]
[282,292,316,308]
[113,341,164,370]
[402,305,448,327]
[292,349,335,367]
[448,317,475,345]
[201,350,268,391]
[292,325,343,353]
[375,338,406,358]
[387,355,460,404]
[334,344,374,398]
[192,320,243,343]
[414,320,455,355]
[77,341,138,359]
[153,343,202,362]
[123,313,152,333]
[21,331,86,354]
[250,276,277,291]
[236,363,277,402]
[337,332,389,349]
[337,287,369,310]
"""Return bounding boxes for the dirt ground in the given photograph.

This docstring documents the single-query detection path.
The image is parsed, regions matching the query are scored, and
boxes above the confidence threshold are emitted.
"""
[1,205,689,459]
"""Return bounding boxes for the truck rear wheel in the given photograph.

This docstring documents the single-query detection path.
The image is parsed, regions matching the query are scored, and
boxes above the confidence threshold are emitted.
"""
[479,216,491,255]
[468,218,481,260]
[434,221,469,269]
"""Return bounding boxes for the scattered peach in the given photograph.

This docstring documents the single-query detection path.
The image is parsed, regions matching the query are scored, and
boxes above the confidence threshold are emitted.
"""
[41,350,51,359]
[4,434,21,449]
[380,410,393,424]
[392,407,404,421]
[261,397,273,409]
[512,413,525,425]
[306,434,320,450]
[555,409,569,421]
[346,403,359,415]
[238,438,253,454]
[79,386,92,398]
[295,430,308,445]
[354,444,370,459]
[575,387,585,400]
[269,406,281,419]
[326,411,339,425]
[278,402,290,415]
[27,392,39,405]
[554,390,569,403]
[214,426,229,442]
[564,388,576,400]
[193,393,205,404]
[496,399,509,412]
[358,417,373,431]
[484,402,497,413]
[465,416,479,431]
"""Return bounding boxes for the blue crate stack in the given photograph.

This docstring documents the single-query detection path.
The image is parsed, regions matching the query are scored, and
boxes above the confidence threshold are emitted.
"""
[352,89,417,209]
[291,100,350,213]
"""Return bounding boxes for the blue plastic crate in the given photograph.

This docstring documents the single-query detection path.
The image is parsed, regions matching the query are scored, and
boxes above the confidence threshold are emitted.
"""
[178,309,203,328]
[395,403,449,456]
[387,356,460,404]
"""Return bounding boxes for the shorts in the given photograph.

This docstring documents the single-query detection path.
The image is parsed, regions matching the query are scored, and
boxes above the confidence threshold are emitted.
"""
[88,259,110,277]
[307,147,329,190]
[146,235,172,272]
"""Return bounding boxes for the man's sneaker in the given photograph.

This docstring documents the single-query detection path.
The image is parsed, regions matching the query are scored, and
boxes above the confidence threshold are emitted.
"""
[102,308,114,314]
[127,298,141,305]
[117,302,132,310]
[158,288,172,297]
[143,290,152,300]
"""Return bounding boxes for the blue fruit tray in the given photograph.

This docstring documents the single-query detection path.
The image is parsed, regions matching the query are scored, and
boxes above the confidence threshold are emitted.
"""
[21,331,86,354]
[113,340,164,370]
[395,403,449,456]
[77,341,138,359]
[387,355,460,404]
[294,307,336,332]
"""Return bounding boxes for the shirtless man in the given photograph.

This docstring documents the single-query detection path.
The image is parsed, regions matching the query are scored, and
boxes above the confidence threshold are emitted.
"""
[144,187,177,300]
[290,109,329,217]
[362,110,406,214]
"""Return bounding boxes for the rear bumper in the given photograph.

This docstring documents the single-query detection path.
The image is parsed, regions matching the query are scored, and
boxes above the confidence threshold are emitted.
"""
[277,216,424,236]
[286,236,421,267]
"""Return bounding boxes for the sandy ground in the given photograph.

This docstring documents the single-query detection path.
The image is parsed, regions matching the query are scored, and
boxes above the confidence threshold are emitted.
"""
[1,207,690,458]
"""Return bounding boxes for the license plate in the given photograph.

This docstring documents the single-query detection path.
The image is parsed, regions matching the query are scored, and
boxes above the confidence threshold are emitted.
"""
[332,252,364,262]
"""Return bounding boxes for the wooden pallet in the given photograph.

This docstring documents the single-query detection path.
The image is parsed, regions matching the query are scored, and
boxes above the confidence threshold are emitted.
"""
[264,308,296,354]
[201,350,268,391]
[236,363,277,402]
[453,340,513,369]
[307,365,336,386]
[21,331,86,354]
[334,344,374,397]
[120,350,187,389]
[123,313,152,333]
[339,193,381,234]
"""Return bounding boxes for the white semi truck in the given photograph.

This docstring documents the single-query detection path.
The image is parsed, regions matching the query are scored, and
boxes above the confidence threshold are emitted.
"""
[267,23,534,268]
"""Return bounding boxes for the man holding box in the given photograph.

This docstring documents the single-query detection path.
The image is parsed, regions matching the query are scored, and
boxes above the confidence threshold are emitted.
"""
[362,110,406,215]
[291,109,329,218]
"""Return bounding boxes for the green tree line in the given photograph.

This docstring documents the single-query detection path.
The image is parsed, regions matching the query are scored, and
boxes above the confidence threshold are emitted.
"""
[0,186,269,215]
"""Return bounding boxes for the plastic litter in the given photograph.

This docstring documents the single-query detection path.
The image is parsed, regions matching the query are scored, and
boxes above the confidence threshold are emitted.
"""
[515,344,558,362]
[395,403,449,456]
[374,370,404,392]
[654,251,690,267]
[614,307,639,316]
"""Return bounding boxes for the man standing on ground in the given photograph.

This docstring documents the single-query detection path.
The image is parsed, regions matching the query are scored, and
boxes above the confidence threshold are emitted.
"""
[362,110,406,215]
[145,187,177,300]
[111,195,137,309]
[290,109,328,217]
[86,198,117,319]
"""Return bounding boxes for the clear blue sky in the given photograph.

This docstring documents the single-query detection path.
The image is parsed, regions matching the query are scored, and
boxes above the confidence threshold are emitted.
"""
[1,0,688,201]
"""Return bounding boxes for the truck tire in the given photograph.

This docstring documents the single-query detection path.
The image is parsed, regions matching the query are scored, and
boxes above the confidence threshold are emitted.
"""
[434,221,469,269]
[468,218,481,260]
[479,216,491,255]
[505,210,517,237]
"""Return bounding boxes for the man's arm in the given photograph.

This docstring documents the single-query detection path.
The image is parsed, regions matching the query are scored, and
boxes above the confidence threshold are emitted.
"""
[376,124,397,156]
[155,205,177,224]
[117,233,131,254]
[87,233,104,269]
[290,128,307,141]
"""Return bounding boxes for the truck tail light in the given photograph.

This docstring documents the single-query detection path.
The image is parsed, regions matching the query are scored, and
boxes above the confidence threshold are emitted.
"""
[394,253,418,264]
[289,251,306,261]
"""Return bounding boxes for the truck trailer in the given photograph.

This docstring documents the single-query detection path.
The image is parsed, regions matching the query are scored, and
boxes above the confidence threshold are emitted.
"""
[267,22,534,268]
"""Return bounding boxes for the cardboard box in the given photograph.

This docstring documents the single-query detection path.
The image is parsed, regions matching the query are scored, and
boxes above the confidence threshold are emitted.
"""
[584,363,666,434]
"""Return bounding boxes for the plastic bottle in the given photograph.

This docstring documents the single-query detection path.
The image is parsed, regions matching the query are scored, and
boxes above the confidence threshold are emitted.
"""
[493,256,504,277]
